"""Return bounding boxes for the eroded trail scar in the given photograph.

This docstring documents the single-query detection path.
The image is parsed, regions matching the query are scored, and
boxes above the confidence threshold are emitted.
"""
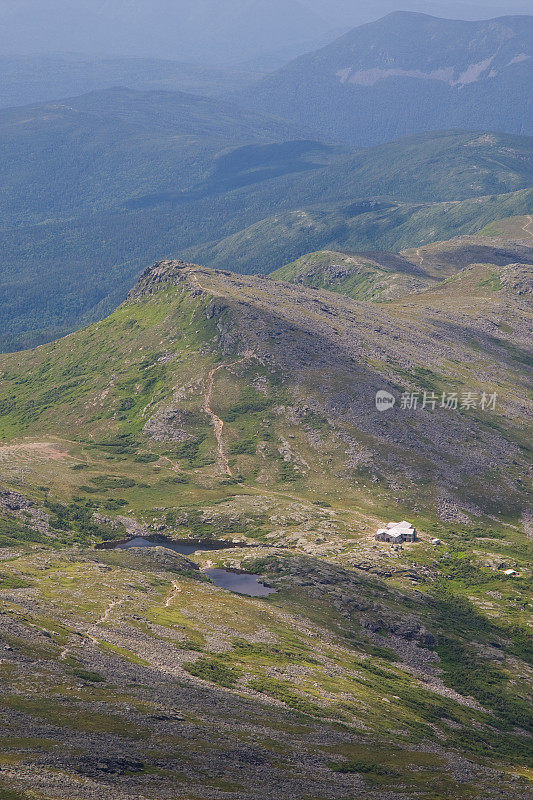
[165,580,181,607]
[60,599,124,659]
[522,214,533,239]
[203,364,233,476]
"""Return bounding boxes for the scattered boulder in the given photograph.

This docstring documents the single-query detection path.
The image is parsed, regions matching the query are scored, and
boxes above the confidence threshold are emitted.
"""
[77,757,146,777]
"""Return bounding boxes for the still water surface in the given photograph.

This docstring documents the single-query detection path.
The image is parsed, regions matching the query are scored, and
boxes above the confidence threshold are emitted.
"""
[114,538,276,597]
[204,568,277,597]
[116,536,201,556]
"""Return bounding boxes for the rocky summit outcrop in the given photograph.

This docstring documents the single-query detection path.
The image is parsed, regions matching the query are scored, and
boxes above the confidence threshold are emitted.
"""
[0,484,52,536]
[127,259,197,300]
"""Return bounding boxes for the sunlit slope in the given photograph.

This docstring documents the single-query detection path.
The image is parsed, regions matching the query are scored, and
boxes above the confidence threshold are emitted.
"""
[184,189,533,274]
[271,250,434,300]
[401,214,533,277]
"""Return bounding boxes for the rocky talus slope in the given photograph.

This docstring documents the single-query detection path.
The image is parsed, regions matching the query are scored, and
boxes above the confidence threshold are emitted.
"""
[128,258,532,516]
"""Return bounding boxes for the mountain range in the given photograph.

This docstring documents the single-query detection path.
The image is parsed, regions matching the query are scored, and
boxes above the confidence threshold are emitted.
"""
[1,85,531,351]
[239,12,533,145]
[303,0,533,25]
[1,12,532,350]
[0,241,531,798]
[0,54,264,110]
[0,7,532,800]
[2,1,532,66]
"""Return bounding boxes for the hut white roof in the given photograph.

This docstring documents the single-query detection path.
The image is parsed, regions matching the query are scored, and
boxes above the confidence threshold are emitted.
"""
[386,521,415,531]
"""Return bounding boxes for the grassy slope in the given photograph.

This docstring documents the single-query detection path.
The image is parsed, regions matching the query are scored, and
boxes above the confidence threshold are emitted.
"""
[0,260,530,513]
[480,213,533,238]
[399,214,533,277]
[0,544,531,800]
[0,264,531,797]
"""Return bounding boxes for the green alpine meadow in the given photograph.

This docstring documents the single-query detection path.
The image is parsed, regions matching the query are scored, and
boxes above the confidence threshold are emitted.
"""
[0,5,531,800]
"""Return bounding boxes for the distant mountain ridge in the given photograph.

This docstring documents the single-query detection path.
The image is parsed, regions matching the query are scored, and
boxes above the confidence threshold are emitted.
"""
[0,88,531,352]
[270,216,533,300]
[0,55,264,110]
[239,12,533,145]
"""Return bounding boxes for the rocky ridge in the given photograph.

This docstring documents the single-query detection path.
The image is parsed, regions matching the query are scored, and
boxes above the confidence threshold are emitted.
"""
[131,258,531,517]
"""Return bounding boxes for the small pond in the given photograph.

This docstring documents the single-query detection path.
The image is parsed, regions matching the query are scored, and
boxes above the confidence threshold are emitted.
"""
[103,537,277,597]
[204,568,277,597]
[106,536,240,556]
[115,536,203,556]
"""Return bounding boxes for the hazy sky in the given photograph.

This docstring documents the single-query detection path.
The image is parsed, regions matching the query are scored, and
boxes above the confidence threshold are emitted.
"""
[0,0,531,64]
